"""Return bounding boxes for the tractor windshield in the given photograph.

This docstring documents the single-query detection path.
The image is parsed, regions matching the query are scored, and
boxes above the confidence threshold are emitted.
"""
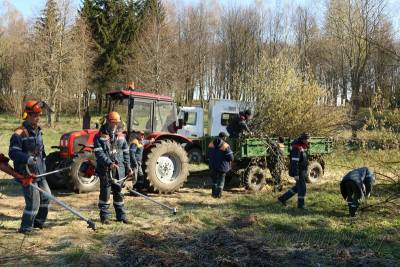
[154,101,177,132]
[131,100,153,133]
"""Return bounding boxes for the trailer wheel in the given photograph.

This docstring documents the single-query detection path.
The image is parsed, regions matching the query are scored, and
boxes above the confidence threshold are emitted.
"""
[244,165,266,192]
[145,140,189,193]
[307,161,324,183]
[45,152,70,189]
[71,153,99,193]
[187,147,203,164]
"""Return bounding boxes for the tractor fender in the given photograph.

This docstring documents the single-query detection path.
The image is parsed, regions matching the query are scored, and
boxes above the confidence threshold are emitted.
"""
[146,132,192,145]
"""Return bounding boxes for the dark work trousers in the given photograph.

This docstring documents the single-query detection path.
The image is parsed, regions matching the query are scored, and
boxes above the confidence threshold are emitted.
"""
[98,170,126,221]
[20,178,51,232]
[134,161,145,189]
[210,170,226,198]
[342,180,362,215]
[280,170,307,208]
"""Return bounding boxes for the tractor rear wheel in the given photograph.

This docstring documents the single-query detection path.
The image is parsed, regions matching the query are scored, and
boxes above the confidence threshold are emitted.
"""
[244,165,266,192]
[70,153,99,193]
[145,140,189,193]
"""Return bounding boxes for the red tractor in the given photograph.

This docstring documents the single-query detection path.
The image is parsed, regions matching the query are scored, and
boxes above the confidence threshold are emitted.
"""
[45,89,191,193]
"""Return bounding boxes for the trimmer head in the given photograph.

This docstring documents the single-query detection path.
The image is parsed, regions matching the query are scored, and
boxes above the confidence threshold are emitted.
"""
[87,220,97,231]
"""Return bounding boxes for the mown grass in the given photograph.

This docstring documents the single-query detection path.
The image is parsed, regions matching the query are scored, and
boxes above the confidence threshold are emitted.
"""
[0,113,399,265]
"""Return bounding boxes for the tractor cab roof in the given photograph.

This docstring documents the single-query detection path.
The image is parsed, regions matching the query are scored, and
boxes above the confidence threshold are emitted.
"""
[107,90,173,102]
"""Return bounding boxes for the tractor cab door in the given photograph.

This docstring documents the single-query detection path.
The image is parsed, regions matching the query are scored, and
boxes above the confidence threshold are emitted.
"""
[154,101,178,133]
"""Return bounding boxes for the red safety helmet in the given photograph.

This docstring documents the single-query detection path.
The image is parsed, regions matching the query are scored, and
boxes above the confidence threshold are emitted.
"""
[25,100,43,114]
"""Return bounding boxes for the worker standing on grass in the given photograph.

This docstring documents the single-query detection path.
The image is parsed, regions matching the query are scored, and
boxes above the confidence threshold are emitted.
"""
[9,101,51,234]
[226,109,252,138]
[207,132,234,198]
[128,130,154,193]
[94,111,133,224]
[267,137,285,192]
[340,167,375,217]
[278,132,310,209]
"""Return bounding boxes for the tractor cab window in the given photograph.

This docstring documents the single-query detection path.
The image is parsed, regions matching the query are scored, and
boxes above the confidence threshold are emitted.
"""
[154,102,177,133]
[131,100,152,133]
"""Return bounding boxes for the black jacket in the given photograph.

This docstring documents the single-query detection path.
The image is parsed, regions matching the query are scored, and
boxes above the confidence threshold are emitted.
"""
[340,167,375,199]
[226,112,250,138]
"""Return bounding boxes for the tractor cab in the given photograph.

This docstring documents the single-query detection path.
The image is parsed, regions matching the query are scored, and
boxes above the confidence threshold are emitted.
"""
[105,90,184,136]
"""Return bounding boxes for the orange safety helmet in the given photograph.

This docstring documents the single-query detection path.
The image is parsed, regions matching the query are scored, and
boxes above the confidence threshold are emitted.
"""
[107,111,121,123]
[23,100,43,120]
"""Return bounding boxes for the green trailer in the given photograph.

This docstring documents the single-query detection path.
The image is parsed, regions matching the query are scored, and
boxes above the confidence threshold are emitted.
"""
[192,136,333,191]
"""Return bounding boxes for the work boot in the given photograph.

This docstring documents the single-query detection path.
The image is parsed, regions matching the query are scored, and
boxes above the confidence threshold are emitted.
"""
[117,218,131,224]
[277,196,287,207]
[18,228,33,235]
[349,206,357,217]
[101,218,111,225]
[33,223,44,229]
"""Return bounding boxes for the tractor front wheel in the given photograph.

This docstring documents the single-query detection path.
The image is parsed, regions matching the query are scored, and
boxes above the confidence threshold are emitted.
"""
[70,153,99,193]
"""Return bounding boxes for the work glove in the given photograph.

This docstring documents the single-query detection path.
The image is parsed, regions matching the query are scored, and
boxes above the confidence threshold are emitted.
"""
[127,167,134,177]
[294,176,299,182]
[27,156,37,166]
[21,174,37,187]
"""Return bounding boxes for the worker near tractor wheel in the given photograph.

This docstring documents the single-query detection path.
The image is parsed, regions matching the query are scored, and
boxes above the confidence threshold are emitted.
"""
[208,132,234,198]
[94,111,133,224]
[226,109,252,138]
[9,100,51,234]
[128,131,154,194]
[278,132,310,209]
[267,136,285,192]
[340,167,375,217]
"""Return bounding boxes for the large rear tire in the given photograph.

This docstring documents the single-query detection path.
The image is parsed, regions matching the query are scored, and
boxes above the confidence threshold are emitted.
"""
[145,140,189,193]
[70,153,99,193]
[45,152,70,189]
[244,165,266,192]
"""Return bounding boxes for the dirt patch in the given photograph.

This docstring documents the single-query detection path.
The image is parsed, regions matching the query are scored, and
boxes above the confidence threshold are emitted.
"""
[99,226,325,267]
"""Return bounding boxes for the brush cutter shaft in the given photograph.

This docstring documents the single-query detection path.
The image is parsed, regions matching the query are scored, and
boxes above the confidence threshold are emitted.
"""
[26,166,71,178]
[30,183,96,230]
[30,183,88,221]
[129,189,176,213]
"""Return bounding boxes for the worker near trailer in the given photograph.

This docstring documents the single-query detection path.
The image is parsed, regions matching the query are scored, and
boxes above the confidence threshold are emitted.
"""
[267,136,285,192]
[9,100,51,234]
[278,132,310,209]
[340,167,375,217]
[128,130,154,193]
[94,111,133,224]
[226,109,252,138]
[207,132,234,198]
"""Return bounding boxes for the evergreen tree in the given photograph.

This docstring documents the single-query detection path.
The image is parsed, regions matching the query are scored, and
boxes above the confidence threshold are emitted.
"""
[80,0,139,112]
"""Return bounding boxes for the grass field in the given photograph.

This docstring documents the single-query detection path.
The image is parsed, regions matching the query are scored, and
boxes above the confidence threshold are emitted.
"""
[0,114,399,266]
